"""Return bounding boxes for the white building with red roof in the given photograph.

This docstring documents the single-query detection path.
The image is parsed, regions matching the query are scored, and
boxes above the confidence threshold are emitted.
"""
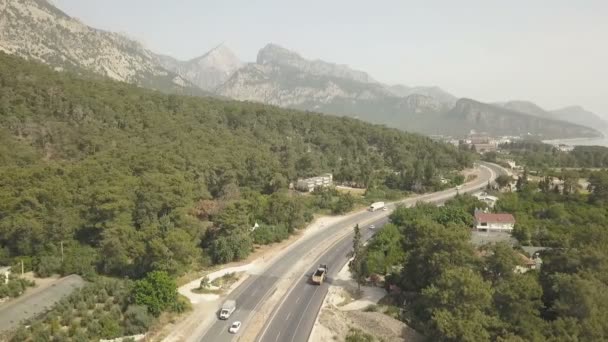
[474,212,516,232]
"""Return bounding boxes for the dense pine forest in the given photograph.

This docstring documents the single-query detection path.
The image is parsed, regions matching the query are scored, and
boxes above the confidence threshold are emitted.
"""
[0,52,473,279]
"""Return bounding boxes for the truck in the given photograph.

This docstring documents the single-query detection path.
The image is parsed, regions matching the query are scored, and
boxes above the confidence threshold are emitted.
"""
[311,264,328,285]
[219,300,236,319]
[369,201,385,212]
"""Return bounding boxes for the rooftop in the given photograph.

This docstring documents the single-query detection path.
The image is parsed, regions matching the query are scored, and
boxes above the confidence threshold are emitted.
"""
[474,212,516,224]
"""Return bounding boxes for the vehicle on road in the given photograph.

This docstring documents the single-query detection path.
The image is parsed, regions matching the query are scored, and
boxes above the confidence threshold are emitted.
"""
[228,321,241,333]
[456,185,463,190]
[219,300,236,319]
[369,224,375,229]
[369,201,385,211]
[311,264,328,284]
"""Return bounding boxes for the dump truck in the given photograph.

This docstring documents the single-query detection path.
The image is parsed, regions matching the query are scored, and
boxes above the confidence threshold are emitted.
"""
[311,264,328,285]
[369,201,385,212]
[219,300,236,319]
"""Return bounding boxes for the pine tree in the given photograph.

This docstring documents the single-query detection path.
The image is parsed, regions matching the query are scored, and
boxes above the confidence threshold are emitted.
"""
[350,224,365,291]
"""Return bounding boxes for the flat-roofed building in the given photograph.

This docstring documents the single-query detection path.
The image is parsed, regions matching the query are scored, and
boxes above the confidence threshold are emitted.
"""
[296,173,333,192]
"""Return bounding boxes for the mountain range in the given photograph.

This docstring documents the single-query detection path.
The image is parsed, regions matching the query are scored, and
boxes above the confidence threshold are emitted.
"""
[154,43,242,91]
[1,0,603,139]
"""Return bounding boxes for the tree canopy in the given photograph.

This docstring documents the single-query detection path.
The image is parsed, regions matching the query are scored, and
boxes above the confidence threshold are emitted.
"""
[0,52,473,279]
[362,187,608,341]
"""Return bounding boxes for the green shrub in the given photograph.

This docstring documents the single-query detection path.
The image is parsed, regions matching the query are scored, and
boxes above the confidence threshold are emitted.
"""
[252,224,289,245]
[363,304,378,312]
[99,314,123,338]
[11,326,30,341]
[87,319,102,337]
[132,271,177,316]
[346,328,376,342]
[34,254,62,277]
[123,305,154,335]
[171,294,192,313]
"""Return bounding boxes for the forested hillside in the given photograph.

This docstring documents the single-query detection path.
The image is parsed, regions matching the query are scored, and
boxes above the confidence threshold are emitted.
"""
[0,52,472,279]
[359,174,608,341]
[499,140,608,169]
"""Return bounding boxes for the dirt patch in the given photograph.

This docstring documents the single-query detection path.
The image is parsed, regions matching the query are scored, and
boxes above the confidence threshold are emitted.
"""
[0,274,85,334]
[336,185,367,195]
[310,254,422,342]
[191,272,242,295]
[316,308,423,342]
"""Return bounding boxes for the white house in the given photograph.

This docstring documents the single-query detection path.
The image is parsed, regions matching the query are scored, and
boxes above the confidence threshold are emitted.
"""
[515,253,543,274]
[295,173,333,192]
[474,212,516,232]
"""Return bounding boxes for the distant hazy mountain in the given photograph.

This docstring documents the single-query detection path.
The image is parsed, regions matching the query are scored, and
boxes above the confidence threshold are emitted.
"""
[497,101,607,132]
[155,44,242,91]
[218,44,599,139]
[217,61,392,107]
[550,106,607,131]
[2,1,599,139]
[499,100,551,119]
[387,85,457,107]
[448,99,599,138]
[0,0,205,95]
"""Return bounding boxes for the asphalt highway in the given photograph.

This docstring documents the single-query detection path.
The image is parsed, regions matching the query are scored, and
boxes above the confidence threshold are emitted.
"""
[256,163,502,342]
[199,163,500,342]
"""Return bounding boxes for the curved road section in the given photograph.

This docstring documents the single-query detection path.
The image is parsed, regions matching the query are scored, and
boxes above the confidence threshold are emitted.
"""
[199,163,501,342]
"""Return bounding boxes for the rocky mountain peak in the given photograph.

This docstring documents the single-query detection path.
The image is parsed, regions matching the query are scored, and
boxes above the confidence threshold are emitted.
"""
[0,0,201,95]
[155,43,242,91]
[190,43,242,72]
[256,43,376,84]
[256,43,297,65]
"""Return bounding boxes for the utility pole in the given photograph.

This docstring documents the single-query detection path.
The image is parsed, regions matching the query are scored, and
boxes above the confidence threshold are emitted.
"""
[21,259,24,276]
[60,241,64,263]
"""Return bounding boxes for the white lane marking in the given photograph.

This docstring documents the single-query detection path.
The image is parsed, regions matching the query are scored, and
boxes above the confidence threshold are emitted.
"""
[250,287,258,296]
[275,331,282,342]
[286,312,292,321]
[295,296,301,304]
[290,286,319,342]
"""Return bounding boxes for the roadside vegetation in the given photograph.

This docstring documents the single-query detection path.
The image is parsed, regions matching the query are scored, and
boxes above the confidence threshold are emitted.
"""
[345,328,377,342]
[358,172,608,341]
[0,275,35,300]
[10,271,184,341]
[193,272,241,295]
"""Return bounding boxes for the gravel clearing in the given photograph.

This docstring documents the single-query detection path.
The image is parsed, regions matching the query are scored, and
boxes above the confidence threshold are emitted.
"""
[309,260,423,342]
[317,308,423,342]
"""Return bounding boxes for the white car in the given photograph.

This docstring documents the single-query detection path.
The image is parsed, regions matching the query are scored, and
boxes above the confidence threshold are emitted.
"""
[369,225,375,229]
[229,321,241,334]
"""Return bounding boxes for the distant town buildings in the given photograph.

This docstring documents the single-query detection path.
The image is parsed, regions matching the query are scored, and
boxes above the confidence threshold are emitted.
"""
[435,133,522,153]
[468,132,497,153]
[295,173,333,192]
[473,211,516,232]
[556,144,575,152]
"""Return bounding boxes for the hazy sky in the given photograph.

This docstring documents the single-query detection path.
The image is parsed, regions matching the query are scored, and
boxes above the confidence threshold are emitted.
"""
[53,0,608,116]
